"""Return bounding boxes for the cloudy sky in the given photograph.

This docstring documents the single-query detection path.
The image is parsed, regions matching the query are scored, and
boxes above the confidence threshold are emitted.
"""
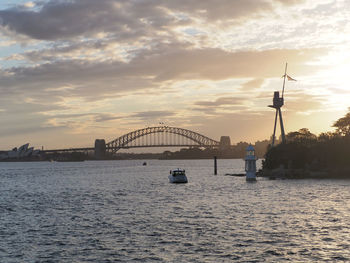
[1,0,350,150]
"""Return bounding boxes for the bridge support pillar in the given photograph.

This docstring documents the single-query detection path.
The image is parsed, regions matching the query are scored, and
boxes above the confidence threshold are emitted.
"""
[219,136,231,150]
[94,139,106,159]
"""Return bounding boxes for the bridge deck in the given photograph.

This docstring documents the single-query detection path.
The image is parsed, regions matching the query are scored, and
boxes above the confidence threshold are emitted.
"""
[42,126,221,154]
[42,144,217,153]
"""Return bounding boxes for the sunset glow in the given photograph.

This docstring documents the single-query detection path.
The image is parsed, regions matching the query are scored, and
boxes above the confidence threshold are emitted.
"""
[1,0,350,149]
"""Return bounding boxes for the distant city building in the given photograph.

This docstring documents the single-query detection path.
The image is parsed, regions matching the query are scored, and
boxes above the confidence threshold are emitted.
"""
[0,143,40,160]
[219,136,231,150]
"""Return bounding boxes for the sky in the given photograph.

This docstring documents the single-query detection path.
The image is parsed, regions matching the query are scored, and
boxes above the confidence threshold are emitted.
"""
[1,0,350,150]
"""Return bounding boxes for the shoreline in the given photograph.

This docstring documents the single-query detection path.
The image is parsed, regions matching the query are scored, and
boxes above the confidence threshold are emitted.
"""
[260,168,350,179]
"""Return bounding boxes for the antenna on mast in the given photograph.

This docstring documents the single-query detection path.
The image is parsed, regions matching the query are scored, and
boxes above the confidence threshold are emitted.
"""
[268,63,290,146]
[281,62,288,98]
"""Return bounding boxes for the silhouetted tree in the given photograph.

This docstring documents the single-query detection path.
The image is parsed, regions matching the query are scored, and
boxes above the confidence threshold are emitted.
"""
[318,131,335,142]
[263,109,350,176]
[333,107,350,136]
[286,128,317,145]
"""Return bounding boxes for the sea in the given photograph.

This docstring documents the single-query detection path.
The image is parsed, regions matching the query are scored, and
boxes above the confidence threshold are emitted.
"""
[0,159,349,262]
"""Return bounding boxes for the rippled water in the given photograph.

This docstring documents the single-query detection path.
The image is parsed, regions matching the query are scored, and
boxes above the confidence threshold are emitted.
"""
[0,159,349,262]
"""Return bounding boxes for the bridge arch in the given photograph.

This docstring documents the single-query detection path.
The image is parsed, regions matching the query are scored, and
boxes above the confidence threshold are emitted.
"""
[106,126,220,153]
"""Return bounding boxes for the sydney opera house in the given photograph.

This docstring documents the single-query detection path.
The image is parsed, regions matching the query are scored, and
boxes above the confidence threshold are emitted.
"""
[0,143,40,160]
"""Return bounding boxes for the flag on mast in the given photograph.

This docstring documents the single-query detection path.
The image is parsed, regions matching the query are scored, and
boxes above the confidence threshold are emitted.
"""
[282,74,297,81]
[287,74,297,81]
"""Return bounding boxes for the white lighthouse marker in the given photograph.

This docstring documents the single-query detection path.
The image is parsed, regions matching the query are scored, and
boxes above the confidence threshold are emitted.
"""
[245,145,257,181]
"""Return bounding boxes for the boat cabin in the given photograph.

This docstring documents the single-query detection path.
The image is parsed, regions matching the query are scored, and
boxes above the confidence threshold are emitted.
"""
[170,169,186,176]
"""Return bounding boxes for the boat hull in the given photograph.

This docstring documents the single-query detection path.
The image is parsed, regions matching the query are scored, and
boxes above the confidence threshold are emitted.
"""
[168,174,188,183]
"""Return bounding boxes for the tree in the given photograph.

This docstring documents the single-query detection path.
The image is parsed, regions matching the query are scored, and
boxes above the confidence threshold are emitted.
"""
[333,108,350,136]
[318,131,338,142]
[286,128,317,144]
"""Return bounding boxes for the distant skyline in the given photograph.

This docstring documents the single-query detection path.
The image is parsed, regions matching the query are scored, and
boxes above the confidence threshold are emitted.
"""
[1,0,350,150]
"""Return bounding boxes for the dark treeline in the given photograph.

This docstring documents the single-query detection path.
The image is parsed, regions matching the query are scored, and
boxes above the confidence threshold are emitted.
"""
[263,108,350,177]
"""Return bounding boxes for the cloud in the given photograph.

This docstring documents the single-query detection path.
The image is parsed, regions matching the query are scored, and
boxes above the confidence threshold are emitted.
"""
[194,96,247,107]
[0,47,326,103]
[0,0,305,41]
[191,97,249,115]
[0,98,66,114]
[284,91,327,113]
[131,110,176,120]
[94,113,122,122]
[22,2,36,9]
[162,0,274,21]
[0,106,67,138]
[242,78,265,90]
[184,111,275,142]
[0,0,176,40]
[126,46,326,82]
[0,124,65,137]
[45,112,94,119]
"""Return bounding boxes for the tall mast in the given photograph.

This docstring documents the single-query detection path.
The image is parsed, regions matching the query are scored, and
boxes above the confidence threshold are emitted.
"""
[281,62,288,98]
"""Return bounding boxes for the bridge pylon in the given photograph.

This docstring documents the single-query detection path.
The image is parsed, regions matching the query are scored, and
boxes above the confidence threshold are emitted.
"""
[94,139,106,159]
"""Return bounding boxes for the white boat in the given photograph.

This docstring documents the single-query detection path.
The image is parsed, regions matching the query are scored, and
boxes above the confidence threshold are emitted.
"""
[168,168,188,183]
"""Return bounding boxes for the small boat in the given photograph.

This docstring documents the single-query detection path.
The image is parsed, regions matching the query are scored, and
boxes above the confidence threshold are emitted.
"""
[142,162,147,166]
[168,168,188,183]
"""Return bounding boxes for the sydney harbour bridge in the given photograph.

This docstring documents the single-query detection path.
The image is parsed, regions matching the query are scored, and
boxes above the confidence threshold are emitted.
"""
[43,126,231,157]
